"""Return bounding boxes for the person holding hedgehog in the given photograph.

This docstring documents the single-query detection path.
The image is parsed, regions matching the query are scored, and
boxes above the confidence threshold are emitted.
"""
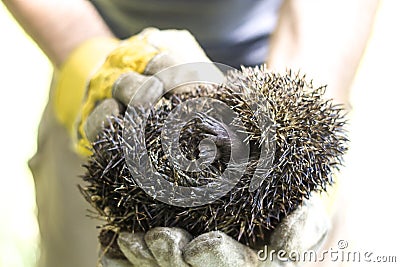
[3,0,379,267]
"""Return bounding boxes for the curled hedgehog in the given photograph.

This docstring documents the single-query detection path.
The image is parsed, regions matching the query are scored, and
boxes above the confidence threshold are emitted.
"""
[79,65,348,255]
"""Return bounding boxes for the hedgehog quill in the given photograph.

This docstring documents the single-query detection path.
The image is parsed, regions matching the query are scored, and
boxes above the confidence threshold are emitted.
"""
[79,65,348,256]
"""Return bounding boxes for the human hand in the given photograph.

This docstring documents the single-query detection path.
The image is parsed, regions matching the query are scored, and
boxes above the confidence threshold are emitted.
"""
[99,196,330,267]
[54,28,216,155]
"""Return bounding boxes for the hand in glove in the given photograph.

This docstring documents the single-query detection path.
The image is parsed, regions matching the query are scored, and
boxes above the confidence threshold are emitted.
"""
[55,26,331,267]
[54,28,214,155]
[100,196,330,267]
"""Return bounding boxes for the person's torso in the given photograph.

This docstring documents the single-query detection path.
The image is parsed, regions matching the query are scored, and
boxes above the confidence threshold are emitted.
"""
[90,0,283,68]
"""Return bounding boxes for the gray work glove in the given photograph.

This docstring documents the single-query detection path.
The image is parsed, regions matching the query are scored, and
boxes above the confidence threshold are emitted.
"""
[83,28,223,144]
[99,196,330,267]
[85,28,330,267]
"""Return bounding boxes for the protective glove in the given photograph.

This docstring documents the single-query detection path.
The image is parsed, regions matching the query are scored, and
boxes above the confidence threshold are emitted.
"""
[99,196,330,267]
[54,28,212,155]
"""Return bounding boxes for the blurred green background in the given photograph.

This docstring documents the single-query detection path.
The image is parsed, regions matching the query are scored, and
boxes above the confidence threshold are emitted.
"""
[0,1,399,267]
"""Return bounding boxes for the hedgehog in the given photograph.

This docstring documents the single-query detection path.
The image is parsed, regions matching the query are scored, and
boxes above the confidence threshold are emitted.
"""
[79,65,348,258]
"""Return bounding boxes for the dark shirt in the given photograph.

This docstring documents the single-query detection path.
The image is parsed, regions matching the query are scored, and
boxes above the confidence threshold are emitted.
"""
[90,0,283,68]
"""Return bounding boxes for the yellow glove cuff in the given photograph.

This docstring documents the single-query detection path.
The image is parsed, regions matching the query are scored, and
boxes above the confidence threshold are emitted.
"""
[54,37,119,135]
[54,29,168,156]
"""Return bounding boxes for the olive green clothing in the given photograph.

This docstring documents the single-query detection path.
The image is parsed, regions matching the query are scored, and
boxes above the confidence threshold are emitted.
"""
[29,78,98,267]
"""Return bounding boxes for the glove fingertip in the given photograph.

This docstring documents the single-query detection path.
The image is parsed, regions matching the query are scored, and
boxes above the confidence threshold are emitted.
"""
[144,227,192,267]
[84,98,121,142]
[117,232,159,267]
[113,72,164,107]
[183,231,259,267]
